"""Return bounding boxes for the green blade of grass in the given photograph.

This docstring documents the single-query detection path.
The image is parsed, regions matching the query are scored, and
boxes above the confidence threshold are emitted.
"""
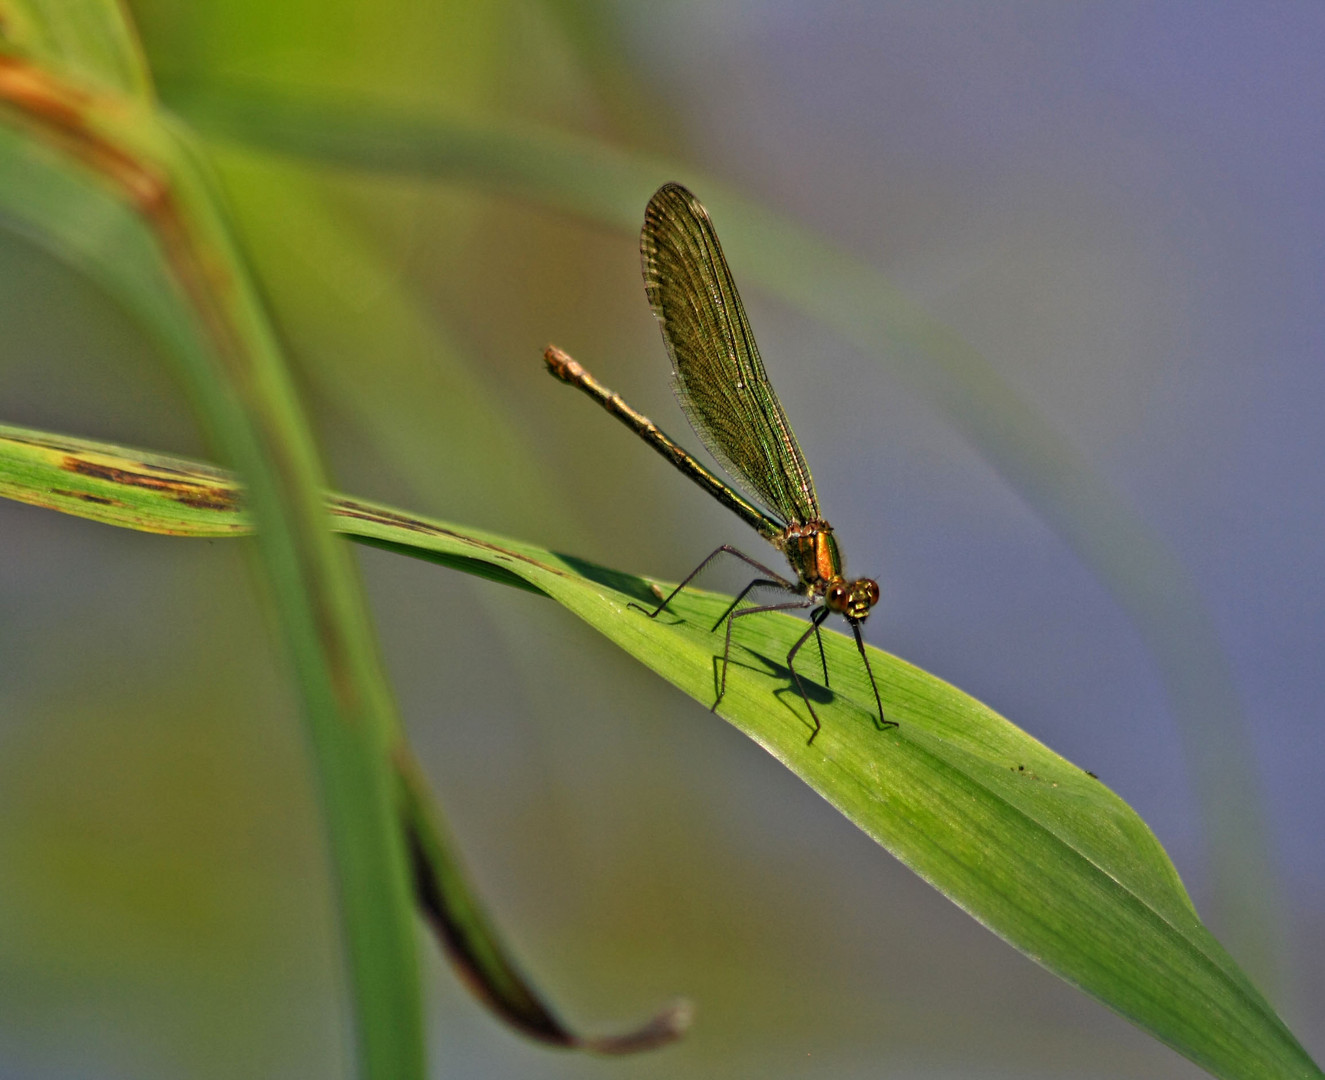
[0,57,423,1077]
[1,421,1317,1080]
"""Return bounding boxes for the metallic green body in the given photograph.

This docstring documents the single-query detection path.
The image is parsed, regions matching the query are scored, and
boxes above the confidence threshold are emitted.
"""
[544,182,891,740]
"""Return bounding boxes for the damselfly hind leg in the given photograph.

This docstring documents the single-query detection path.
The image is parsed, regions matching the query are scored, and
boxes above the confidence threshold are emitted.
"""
[715,595,815,715]
[628,545,794,619]
[630,545,886,743]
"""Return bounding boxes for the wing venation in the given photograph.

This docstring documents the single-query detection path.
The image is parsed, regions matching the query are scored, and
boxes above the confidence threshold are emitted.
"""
[640,183,819,526]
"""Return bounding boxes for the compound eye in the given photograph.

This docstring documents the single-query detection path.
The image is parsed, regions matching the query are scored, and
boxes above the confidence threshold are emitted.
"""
[861,580,880,606]
[826,582,848,610]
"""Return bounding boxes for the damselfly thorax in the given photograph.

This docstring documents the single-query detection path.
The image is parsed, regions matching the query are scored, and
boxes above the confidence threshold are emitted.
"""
[773,519,881,620]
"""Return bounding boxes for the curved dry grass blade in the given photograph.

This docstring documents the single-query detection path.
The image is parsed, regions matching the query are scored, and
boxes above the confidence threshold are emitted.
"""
[396,751,690,1054]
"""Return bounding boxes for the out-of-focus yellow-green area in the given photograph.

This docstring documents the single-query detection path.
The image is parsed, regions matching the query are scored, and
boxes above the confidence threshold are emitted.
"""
[3,2,1323,1078]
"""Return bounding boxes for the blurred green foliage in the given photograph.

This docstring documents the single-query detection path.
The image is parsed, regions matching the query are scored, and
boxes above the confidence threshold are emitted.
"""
[0,1,1314,1078]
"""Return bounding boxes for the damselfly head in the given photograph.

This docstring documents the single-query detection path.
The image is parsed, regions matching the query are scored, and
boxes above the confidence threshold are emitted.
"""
[824,576,880,621]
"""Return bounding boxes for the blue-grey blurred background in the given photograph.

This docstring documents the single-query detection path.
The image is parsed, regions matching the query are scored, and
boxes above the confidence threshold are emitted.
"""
[1,3,1322,1077]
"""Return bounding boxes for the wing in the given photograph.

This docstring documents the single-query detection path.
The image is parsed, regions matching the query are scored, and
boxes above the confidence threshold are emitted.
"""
[640,182,819,527]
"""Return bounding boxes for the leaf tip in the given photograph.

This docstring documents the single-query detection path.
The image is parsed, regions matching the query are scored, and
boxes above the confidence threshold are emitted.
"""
[577,997,694,1055]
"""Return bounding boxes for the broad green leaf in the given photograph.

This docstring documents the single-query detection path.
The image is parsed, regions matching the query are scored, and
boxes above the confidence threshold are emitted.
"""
[166,84,1278,983]
[1,421,1317,1080]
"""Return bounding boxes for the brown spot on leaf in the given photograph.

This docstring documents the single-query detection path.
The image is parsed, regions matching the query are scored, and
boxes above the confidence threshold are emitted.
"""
[50,488,119,506]
[61,456,239,512]
[175,490,240,511]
